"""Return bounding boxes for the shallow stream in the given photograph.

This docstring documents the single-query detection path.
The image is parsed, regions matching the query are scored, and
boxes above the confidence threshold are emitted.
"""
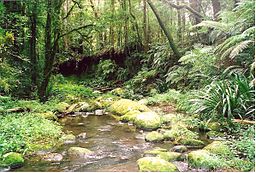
[15,114,177,172]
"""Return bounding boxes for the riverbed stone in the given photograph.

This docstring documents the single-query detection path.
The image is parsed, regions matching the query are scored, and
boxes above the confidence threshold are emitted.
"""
[56,102,70,113]
[60,134,76,144]
[204,141,233,157]
[171,145,188,153]
[188,150,226,170]
[41,153,63,162]
[3,152,24,168]
[162,123,204,146]
[144,147,167,155]
[109,99,151,115]
[110,88,124,96]
[133,112,162,130]
[157,152,182,162]
[137,157,179,172]
[77,132,87,139]
[119,110,141,122]
[68,147,93,158]
[74,102,90,112]
[145,131,164,142]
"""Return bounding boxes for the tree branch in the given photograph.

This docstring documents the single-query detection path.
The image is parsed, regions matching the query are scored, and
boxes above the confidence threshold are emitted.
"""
[62,0,82,20]
[160,0,204,19]
[58,24,94,40]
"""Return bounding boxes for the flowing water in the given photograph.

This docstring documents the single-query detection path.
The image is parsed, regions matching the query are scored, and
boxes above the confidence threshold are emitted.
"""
[15,114,177,172]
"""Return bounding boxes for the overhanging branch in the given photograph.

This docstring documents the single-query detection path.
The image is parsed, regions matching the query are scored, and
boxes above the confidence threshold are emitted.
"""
[160,0,204,19]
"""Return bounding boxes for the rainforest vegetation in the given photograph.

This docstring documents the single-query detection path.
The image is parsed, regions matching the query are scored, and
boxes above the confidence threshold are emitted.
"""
[0,0,255,172]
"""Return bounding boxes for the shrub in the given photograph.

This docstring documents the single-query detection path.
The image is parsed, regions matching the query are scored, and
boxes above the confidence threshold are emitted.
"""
[0,113,62,157]
[96,59,118,80]
[193,75,255,120]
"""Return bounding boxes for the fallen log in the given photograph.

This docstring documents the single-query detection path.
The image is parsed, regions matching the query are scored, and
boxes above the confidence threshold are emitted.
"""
[233,119,255,125]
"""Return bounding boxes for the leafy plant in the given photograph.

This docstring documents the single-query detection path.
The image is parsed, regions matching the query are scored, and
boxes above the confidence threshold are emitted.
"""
[96,60,118,80]
[193,75,255,120]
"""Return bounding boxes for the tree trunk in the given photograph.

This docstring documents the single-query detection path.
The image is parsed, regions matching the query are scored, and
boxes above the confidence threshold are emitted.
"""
[143,0,149,51]
[29,7,37,91]
[110,0,115,48]
[211,0,221,20]
[189,0,201,24]
[177,0,182,41]
[147,0,181,61]
[123,0,128,55]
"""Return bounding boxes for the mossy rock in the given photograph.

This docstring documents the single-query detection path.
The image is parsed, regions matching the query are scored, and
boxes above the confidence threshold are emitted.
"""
[208,122,221,131]
[178,138,205,146]
[60,134,76,144]
[204,141,233,158]
[206,131,225,139]
[56,102,70,113]
[68,147,93,158]
[171,145,188,153]
[110,88,124,96]
[36,111,57,120]
[163,123,199,143]
[88,100,103,111]
[133,112,162,130]
[119,110,141,122]
[3,152,24,168]
[74,102,90,112]
[145,131,164,142]
[137,157,179,172]
[144,147,167,155]
[188,150,226,170]
[157,152,182,161]
[109,99,151,115]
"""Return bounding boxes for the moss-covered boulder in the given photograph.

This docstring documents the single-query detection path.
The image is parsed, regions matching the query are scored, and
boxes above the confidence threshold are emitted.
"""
[145,131,164,142]
[204,141,233,158]
[87,100,103,111]
[74,102,90,112]
[188,150,226,170]
[56,102,70,113]
[163,124,204,146]
[3,152,24,168]
[60,134,76,144]
[68,147,93,158]
[206,131,225,139]
[109,99,151,115]
[171,145,188,153]
[119,110,141,122]
[36,111,57,120]
[133,112,162,130]
[144,147,167,155]
[137,157,179,172]
[208,122,221,131]
[110,88,124,96]
[157,152,182,161]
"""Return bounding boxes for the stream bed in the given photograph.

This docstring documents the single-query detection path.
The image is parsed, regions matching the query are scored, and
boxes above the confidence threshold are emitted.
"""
[15,114,179,172]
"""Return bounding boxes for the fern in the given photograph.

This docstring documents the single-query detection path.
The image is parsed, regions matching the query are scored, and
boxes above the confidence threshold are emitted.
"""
[229,40,254,59]
[192,21,231,32]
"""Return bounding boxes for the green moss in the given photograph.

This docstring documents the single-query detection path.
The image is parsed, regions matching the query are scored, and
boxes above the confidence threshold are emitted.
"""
[3,152,24,168]
[133,112,162,130]
[145,131,164,142]
[137,157,179,172]
[144,147,167,155]
[119,110,140,122]
[204,141,233,158]
[188,150,226,170]
[178,138,204,146]
[35,111,57,120]
[56,102,70,113]
[157,152,182,161]
[109,99,151,115]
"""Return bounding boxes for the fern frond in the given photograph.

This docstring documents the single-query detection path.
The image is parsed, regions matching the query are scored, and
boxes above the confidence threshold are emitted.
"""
[230,40,254,59]
[192,21,230,32]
